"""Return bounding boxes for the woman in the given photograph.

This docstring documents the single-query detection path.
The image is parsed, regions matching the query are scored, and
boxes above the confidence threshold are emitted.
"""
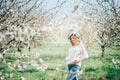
[65,33,89,80]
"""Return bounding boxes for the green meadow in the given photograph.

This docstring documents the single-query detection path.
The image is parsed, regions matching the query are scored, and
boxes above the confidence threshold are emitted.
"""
[0,42,120,80]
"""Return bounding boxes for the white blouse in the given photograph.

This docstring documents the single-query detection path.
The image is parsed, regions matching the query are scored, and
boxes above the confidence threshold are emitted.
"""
[65,43,89,66]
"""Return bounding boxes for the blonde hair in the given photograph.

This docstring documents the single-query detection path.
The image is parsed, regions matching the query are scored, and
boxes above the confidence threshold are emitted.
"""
[68,32,80,40]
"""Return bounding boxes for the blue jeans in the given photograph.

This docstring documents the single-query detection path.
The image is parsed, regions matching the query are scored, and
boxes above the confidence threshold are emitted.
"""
[66,64,80,80]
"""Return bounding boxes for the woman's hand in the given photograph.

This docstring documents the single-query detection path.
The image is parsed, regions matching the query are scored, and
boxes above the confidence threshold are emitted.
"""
[73,59,80,64]
[69,58,80,65]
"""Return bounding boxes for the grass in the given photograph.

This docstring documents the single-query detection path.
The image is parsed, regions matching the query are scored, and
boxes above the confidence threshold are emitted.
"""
[0,41,120,80]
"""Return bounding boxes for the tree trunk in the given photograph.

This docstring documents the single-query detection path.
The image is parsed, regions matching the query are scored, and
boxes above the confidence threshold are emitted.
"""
[101,45,105,57]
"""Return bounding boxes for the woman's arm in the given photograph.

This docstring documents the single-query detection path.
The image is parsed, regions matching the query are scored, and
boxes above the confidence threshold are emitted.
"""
[69,46,89,65]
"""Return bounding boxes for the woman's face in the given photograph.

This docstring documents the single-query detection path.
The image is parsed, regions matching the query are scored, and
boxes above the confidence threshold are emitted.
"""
[70,36,80,44]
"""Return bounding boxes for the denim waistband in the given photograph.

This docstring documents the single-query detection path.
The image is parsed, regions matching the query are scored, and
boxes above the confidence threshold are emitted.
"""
[68,64,79,67]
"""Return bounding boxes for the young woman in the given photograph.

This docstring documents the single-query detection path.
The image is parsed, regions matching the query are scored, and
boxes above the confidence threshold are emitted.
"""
[65,33,89,80]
